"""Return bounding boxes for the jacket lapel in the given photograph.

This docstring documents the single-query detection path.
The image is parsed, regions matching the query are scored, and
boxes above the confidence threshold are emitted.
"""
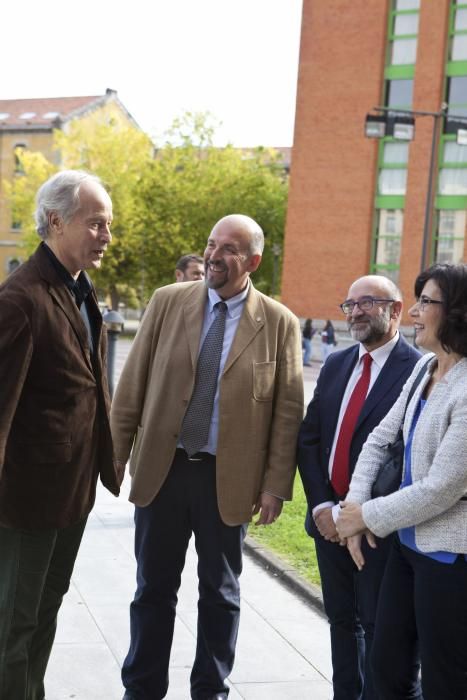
[223,284,264,374]
[355,335,410,431]
[183,284,208,371]
[34,247,94,372]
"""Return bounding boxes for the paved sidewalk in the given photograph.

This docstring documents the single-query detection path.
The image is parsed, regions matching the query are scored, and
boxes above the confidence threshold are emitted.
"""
[44,341,331,699]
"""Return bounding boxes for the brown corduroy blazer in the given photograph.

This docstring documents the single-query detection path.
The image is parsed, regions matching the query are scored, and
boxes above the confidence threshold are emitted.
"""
[0,244,120,530]
[110,281,304,526]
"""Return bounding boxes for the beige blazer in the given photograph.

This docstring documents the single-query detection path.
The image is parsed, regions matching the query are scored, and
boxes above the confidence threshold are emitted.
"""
[111,281,304,525]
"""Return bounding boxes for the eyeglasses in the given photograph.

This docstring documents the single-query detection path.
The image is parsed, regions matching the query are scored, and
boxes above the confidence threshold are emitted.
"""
[340,297,395,314]
[416,295,443,311]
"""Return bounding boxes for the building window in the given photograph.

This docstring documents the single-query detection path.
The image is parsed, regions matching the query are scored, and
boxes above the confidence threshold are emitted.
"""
[378,169,408,195]
[446,76,467,118]
[14,144,26,174]
[386,79,414,109]
[382,142,409,164]
[394,0,420,9]
[434,210,466,263]
[389,1,420,66]
[450,2,467,61]
[372,209,404,282]
[11,219,22,232]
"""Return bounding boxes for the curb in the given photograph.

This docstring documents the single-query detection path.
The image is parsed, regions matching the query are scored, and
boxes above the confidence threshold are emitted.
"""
[243,535,325,618]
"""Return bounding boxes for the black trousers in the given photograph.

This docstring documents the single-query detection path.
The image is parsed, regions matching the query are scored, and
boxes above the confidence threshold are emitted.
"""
[122,450,247,700]
[0,518,87,700]
[315,532,405,700]
[372,538,467,700]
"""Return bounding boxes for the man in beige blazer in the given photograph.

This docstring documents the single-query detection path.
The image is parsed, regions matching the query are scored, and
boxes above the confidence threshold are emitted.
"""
[111,214,303,700]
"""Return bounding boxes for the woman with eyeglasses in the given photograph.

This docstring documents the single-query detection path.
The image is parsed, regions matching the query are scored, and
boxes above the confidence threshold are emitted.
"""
[336,263,467,700]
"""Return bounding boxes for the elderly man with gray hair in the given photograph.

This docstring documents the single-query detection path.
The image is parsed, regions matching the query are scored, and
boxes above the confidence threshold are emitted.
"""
[0,170,121,699]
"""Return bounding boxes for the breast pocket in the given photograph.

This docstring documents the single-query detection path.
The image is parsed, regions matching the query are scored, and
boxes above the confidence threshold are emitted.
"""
[253,361,276,401]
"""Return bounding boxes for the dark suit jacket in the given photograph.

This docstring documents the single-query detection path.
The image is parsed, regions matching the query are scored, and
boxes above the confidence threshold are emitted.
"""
[297,334,421,537]
[0,244,120,530]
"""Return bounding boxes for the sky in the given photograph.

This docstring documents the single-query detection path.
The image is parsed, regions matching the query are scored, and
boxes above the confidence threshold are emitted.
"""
[2,0,303,147]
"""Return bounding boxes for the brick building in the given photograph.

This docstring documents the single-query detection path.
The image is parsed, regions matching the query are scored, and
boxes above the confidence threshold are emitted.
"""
[282,0,467,321]
[0,89,137,281]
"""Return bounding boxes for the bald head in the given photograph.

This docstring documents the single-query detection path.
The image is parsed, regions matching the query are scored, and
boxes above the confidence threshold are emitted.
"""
[344,275,403,351]
[204,214,263,299]
[348,275,402,303]
[211,214,264,256]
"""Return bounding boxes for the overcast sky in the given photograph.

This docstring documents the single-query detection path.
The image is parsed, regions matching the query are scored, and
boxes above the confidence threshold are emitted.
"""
[3,0,303,146]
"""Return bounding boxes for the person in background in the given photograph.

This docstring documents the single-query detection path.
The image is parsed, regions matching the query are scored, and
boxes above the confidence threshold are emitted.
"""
[337,263,467,700]
[112,214,304,700]
[321,319,337,363]
[0,170,121,699]
[175,253,205,282]
[302,317,315,366]
[298,275,420,700]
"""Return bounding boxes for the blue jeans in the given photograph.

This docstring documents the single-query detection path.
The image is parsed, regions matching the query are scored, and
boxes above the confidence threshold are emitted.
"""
[303,337,312,364]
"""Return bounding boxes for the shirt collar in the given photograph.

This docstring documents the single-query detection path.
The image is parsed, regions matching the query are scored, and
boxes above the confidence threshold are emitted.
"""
[358,330,400,369]
[41,241,92,308]
[207,279,250,317]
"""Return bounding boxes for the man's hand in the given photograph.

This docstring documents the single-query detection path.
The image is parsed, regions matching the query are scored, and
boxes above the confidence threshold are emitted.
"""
[252,493,283,525]
[336,501,366,538]
[314,507,340,543]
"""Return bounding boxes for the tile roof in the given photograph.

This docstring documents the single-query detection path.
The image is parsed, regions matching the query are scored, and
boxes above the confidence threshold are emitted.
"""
[0,95,105,127]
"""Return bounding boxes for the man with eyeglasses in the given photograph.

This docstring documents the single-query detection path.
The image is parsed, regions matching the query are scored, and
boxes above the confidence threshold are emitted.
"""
[297,275,420,700]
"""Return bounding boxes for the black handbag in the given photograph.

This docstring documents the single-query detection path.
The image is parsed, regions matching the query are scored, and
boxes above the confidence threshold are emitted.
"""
[371,363,428,499]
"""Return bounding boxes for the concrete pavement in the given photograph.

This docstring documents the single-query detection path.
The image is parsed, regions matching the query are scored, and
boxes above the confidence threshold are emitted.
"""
[44,341,332,699]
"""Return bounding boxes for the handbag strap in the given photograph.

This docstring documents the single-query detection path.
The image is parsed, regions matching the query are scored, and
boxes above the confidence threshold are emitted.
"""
[401,360,429,425]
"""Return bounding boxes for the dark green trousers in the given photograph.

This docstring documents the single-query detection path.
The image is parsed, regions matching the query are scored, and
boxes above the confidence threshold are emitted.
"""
[0,517,87,700]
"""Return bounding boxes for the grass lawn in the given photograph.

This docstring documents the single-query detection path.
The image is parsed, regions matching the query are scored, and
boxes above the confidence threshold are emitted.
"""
[247,474,322,586]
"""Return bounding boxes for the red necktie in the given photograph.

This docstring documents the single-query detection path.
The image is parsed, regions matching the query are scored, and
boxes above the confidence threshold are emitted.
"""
[331,353,373,497]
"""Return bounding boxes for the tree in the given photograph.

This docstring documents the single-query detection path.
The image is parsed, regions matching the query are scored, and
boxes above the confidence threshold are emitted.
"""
[4,150,57,255]
[54,114,154,309]
[5,111,288,305]
[137,113,288,297]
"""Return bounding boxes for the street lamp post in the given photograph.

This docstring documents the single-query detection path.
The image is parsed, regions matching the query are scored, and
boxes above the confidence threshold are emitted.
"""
[365,105,467,272]
[103,309,125,398]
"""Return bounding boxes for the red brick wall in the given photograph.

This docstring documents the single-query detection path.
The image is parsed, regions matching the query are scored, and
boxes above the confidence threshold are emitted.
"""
[282,0,450,322]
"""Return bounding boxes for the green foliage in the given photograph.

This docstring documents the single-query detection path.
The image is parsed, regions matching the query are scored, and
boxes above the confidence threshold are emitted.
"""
[139,116,288,297]
[54,117,155,305]
[247,475,322,586]
[4,111,288,304]
[3,150,57,254]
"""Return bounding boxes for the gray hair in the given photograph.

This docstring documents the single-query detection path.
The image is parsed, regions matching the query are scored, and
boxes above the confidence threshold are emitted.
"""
[34,170,103,239]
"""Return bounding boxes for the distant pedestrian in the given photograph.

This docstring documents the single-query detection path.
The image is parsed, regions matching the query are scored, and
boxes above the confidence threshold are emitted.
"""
[321,319,337,363]
[0,170,121,699]
[175,253,205,282]
[302,318,315,366]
